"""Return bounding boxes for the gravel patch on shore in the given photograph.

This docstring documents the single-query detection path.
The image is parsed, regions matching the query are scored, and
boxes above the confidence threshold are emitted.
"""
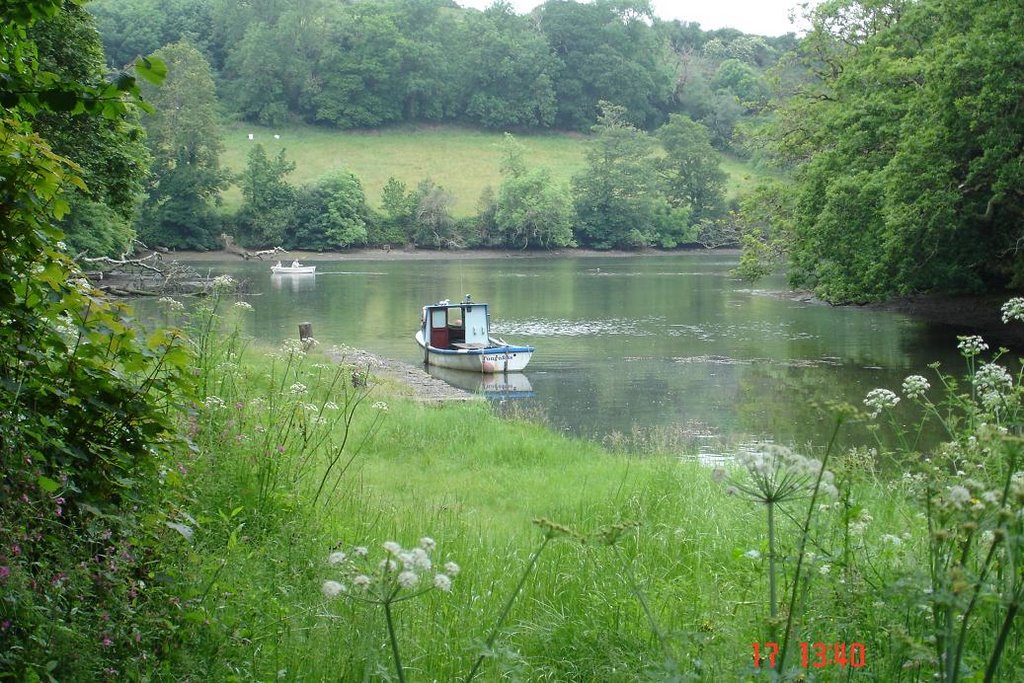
[329,347,479,403]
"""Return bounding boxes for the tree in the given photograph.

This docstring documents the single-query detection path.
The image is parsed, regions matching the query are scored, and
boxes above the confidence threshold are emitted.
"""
[411,179,458,248]
[288,170,369,250]
[657,114,727,225]
[29,3,151,257]
[459,3,559,129]
[236,144,296,247]
[88,0,213,69]
[137,40,229,250]
[494,134,575,249]
[303,4,408,128]
[759,0,1024,302]
[572,102,677,249]
[537,0,675,130]
[374,176,416,245]
[1,1,191,677]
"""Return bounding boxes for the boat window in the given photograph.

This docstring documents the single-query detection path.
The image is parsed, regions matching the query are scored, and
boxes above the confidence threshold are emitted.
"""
[430,309,446,328]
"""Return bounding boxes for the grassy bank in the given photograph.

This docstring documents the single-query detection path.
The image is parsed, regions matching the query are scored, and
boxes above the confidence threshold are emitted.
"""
[219,122,587,216]
[145,290,1024,681]
[218,122,772,216]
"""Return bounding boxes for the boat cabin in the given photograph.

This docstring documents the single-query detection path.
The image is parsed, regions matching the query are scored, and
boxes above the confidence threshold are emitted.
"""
[424,296,490,349]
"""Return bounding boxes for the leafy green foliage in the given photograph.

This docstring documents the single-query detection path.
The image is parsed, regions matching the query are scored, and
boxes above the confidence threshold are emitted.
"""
[657,113,727,225]
[287,170,369,250]
[759,0,1024,302]
[572,103,680,249]
[28,3,152,257]
[137,40,228,250]
[459,5,558,129]
[236,143,297,247]
[494,134,575,249]
[0,3,192,677]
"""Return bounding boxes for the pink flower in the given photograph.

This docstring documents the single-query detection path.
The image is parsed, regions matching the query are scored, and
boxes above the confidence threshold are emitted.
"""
[0,566,9,581]
[102,635,113,648]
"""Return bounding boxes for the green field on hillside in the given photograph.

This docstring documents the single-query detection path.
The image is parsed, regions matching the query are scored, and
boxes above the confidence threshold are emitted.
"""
[219,121,770,216]
[220,122,587,216]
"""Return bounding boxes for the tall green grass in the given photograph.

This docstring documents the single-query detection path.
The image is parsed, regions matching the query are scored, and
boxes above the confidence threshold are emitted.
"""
[155,288,1024,681]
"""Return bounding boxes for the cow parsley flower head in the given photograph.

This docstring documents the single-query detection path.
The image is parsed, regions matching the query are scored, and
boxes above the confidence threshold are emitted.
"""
[321,580,346,599]
[864,388,900,418]
[975,363,1012,396]
[397,571,419,589]
[1001,298,1024,324]
[957,335,988,358]
[328,551,346,566]
[433,573,452,592]
[902,375,930,399]
[947,485,971,510]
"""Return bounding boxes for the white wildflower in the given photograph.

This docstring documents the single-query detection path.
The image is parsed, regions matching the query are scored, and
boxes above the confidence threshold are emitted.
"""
[902,375,930,399]
[744,549,762,560]
[981,490,1002,506]
[373,401,389,412]
[443,561,461,577]
[881,534,903,546]
[233,301,254,311]
[819,564,831,575]
[433,573,452,592]
[325,401,339,410]
[204,396,226,409]
[947,485,971,509]
[397,571,419,589]
[212,274,236,291]
[864,388,900,418]
[328,551,346,566]
[158,296,185,312]
[352,574,372,590]
[321,580,346,598]
[383,541,402,555]
[353,546,369,558]
[289,383,307,395]
[1001,298,1024,324]
[957,335,988,358]
[409,547,431,570]
[975,363,1012,396]
[419,537,436,552]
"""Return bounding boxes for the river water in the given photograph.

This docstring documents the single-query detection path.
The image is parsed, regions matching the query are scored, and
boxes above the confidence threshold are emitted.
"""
[140,252,976,454]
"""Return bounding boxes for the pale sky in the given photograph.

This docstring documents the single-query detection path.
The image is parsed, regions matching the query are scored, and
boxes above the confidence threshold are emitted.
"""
[456,0,811,37]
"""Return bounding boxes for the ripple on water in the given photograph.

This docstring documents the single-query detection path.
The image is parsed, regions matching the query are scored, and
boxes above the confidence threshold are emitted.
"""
[494,318,650,336]
[667,320,818,343]
[671,355,844,368]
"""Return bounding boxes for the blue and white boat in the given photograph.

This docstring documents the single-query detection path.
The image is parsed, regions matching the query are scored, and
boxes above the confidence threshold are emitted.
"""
[416,295,534,373]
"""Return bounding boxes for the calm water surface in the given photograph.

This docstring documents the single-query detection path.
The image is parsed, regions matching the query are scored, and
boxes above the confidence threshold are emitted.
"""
[144,253,971,451]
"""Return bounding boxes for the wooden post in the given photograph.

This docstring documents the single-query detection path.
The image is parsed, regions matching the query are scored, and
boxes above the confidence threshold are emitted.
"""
[299,322,313,350]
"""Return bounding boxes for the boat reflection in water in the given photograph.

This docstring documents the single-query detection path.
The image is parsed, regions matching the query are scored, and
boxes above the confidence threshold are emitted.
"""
[426,366,534,399]
[270,272,316,292]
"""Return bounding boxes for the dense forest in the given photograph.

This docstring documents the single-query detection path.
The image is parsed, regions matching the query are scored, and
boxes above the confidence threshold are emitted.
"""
[74,0,791,259]
[15,0,1024,304]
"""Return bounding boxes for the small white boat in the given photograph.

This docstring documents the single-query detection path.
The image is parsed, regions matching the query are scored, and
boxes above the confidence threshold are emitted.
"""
[271,260,316,275]
[416,295,533,373]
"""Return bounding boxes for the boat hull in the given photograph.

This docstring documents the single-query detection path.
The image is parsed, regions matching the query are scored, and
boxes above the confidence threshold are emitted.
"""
[415,330,532,373]
[271,266,316,275]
